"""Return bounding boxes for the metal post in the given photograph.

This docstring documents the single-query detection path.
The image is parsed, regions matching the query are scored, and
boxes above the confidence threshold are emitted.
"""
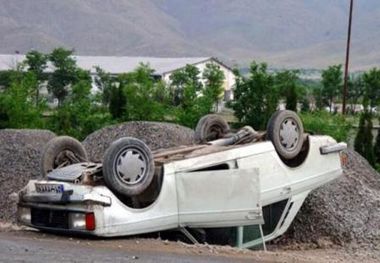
[342,0,354,115]
[236,226,244,248]
[259,225,267,251]
[179,227,199,244]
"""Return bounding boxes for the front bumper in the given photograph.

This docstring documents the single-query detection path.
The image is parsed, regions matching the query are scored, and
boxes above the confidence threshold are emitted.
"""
[19,180,112,206]
[17,181,111,234]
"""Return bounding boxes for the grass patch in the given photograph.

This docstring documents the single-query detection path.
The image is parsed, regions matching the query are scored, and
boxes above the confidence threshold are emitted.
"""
[300,111,353,142]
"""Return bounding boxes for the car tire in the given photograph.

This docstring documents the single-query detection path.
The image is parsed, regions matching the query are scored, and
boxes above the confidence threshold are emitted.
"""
[41,136,88,176]
[102,137,155,197]
[194,114,230,143]
[267,110,304,160]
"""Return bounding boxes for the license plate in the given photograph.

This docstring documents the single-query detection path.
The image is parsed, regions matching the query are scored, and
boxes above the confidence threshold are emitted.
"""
[35,183,64,194]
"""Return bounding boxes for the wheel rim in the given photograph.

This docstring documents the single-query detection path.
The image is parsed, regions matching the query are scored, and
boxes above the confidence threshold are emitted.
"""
[114,147,147,185]
[279,117,300,151]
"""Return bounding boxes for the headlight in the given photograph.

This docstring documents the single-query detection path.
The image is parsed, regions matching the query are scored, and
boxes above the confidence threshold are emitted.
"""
[69,213,86,230]
[17,207,31,224]
[69,212,96,231]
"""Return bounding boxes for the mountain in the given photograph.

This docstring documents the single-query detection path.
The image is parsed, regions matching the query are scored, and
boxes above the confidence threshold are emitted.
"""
[0,0,379,70]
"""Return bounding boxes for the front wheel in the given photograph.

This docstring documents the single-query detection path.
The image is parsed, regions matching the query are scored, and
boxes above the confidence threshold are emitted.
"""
[194,114,230,143]
[102,137,155,197]
[267,110,304,160]
[40,136,88,176]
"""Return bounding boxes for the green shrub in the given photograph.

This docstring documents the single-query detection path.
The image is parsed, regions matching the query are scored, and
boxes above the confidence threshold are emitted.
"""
[300,111,352,142]
[374,120,380,164]
[0,71,46,129]
[231,62,279,130]
[354,112,375,166]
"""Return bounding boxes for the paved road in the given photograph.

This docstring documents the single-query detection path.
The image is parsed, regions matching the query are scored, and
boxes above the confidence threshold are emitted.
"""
[0,231,256,263]
[0,230,377,262]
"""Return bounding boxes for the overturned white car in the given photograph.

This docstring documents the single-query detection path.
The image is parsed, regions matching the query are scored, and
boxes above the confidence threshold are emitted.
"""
[17,110,346,248]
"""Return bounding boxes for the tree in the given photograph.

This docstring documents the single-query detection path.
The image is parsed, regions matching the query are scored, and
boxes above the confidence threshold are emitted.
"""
[374,121,380,165]
[362,68,380,110]
[202,63,225,112]
[0,69,45,128]
[321,65,343,112]
[0,70,16,88]
[25,50,48,106]
[298,83,311,112]
[122,64,167,121]
[275,70,300,112]
[51,69,111,139]
[108,81,127,120]
[47,48,78,105]
[169,64,218,127]
[312,85,324,111]
[169,64,202,107]
[363,113,375,166]
[354,112,375,166]
[347,75,364,114]
[354,112,365,155]
[299,78,322,111]
[94,66,114,107]
[353,67,380,167]
[154,80,171,105]
[300,96,310,112]
[0,91,9,128]
[231,62,279,130]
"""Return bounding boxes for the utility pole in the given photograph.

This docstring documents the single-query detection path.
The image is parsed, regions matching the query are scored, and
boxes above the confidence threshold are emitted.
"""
[342,0,354,115]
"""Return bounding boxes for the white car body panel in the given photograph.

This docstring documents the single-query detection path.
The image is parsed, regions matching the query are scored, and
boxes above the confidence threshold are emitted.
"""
[176,168,262,227]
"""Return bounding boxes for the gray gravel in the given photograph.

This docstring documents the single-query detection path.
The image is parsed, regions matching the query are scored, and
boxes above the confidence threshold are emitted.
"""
[82,121,195,162]
[279,149,380,248]
[0,129,56,222]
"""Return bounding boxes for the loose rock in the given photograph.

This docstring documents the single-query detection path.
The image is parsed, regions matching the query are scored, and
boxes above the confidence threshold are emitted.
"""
[279,149,380,247]
[0,129,56,222]
[82,121,195,162]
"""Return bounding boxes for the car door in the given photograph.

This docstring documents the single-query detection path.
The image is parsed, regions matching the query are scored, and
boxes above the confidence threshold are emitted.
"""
[175,165,263,228]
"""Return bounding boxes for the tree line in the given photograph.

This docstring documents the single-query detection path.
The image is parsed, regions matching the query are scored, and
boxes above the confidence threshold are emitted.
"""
[231,61,379,169]
[0,48,379,169]
[0,48,225,139]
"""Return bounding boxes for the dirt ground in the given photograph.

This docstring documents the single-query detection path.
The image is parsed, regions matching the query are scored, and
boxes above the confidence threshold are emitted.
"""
[0,224,379,263]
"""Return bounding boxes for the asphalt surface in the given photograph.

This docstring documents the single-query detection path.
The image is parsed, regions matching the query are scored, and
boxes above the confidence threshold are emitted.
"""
[0,231,255,263]
[0,229,379,263]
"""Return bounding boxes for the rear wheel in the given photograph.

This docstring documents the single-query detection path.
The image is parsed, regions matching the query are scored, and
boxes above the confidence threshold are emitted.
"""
[195,114,230,143]
[102,137,155,197]
[40,136,88,176]
[267,110,304,160]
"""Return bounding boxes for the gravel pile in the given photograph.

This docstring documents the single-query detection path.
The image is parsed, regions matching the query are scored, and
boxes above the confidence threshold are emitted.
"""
[280,149,380,247]
[0,129,56,222]
[82,121,195,162]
